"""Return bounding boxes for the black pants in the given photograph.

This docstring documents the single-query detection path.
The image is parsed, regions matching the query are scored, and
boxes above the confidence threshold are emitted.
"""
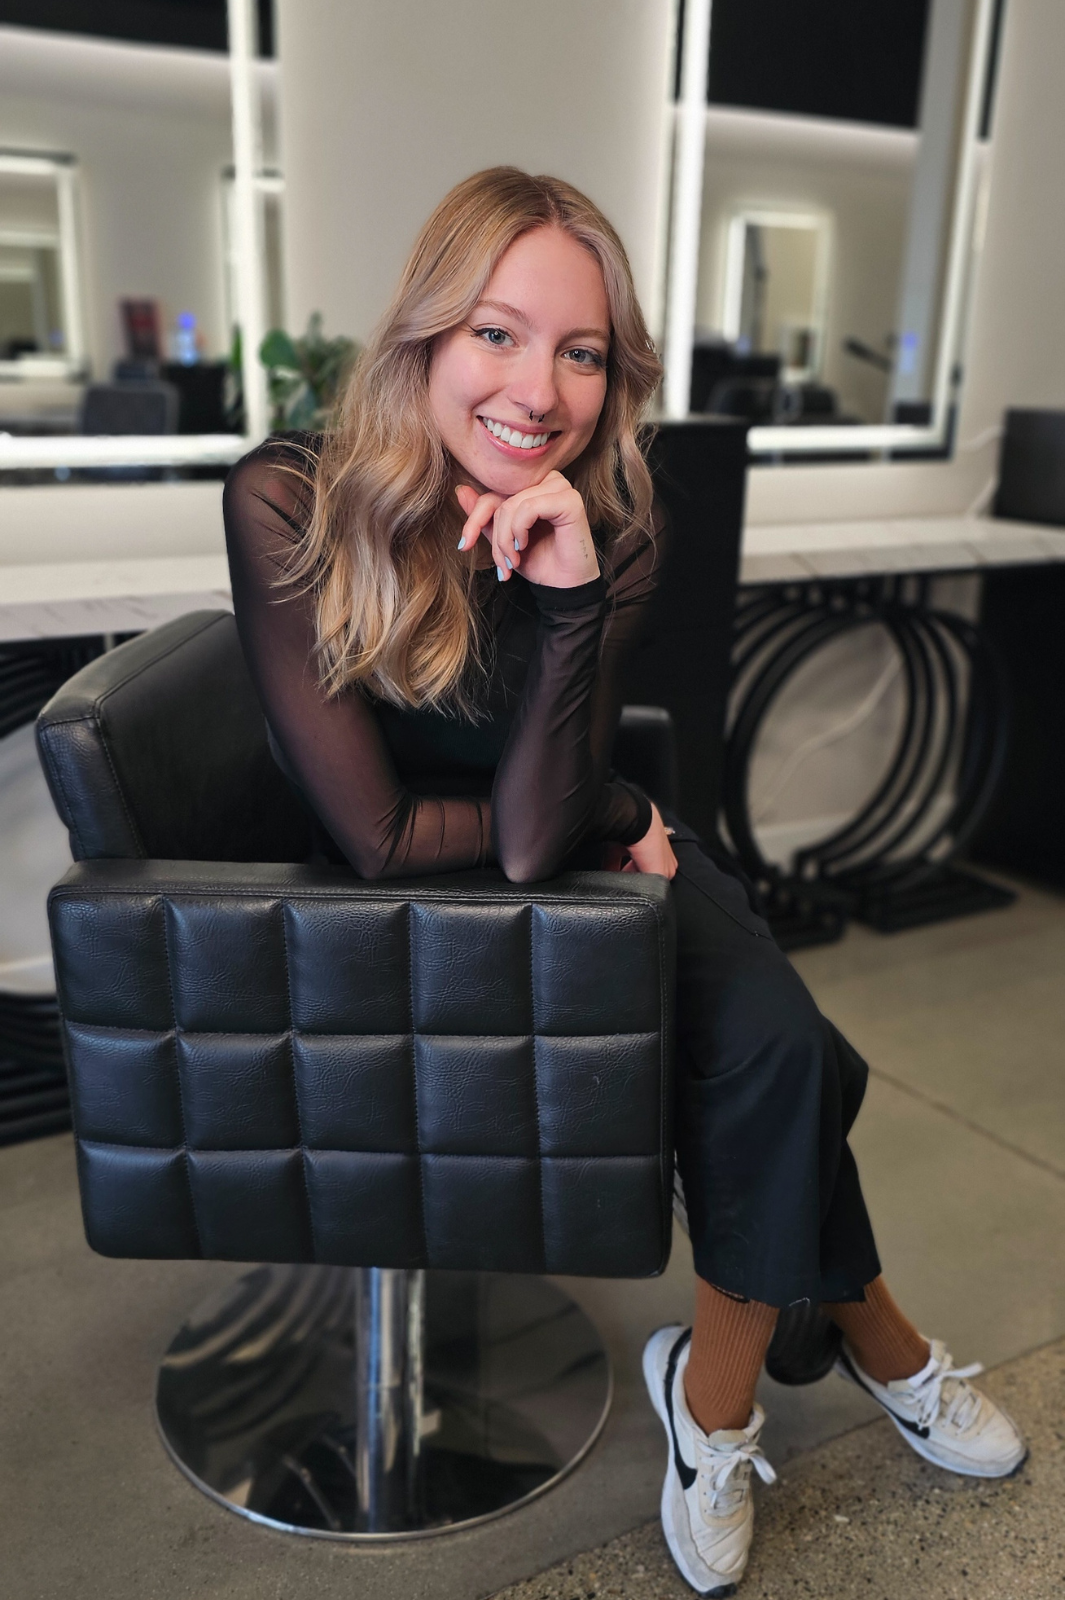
[667,819,881,1309]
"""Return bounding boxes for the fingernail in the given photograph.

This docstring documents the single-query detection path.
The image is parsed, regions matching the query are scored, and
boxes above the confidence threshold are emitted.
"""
[496,566,504,581]
[457,537,465,549]
[504,557,513,570]
[513,537,520,552]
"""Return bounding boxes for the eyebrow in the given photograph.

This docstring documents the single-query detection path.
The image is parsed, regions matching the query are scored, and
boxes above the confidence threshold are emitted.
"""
[474,299,610,343]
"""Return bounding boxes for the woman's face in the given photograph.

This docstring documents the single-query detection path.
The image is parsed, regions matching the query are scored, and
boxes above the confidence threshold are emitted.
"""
[428,224,610,497]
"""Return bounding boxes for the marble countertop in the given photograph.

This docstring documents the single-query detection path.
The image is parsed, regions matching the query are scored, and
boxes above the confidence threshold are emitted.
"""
[740,514,1065,584]
[3,513,1065,641]
[0,554,232,642]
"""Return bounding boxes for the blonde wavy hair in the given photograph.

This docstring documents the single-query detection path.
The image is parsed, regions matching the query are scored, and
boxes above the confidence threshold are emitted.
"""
[290,166,663,711]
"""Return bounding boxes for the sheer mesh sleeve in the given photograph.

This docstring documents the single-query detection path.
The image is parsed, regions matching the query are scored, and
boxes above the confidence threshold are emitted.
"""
[490,512,666,880]
[223,440,491,878]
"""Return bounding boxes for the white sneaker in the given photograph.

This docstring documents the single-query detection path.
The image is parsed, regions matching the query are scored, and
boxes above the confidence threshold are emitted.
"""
[643,1325,776,1596]
[836,1337,1027,1478]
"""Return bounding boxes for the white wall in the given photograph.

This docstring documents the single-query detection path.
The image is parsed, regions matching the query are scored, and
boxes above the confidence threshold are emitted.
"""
[276,0,675,345]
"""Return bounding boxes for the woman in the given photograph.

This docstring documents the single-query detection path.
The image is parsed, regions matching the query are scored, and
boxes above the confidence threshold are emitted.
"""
[223,168,1025,1596]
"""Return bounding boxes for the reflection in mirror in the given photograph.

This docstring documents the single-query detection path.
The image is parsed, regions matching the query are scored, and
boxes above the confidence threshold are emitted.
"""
[0,152,85,437]
[0,15,276,472]
[712,209,829,422]
[668,0,1003,453]
[0,159,77,368]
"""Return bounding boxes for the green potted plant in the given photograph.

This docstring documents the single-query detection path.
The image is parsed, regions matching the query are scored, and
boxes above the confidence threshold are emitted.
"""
[259,313,359,432]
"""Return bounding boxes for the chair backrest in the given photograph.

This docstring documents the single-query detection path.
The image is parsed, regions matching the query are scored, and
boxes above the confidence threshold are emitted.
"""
[37,609,678,868]
[80,381,179,436]
[36,612,311,863]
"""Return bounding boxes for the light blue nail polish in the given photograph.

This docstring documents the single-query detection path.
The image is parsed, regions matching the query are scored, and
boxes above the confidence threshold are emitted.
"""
[496,566,504,581]
[504,557,513,570]
[457,537,465,549]
[513,537,520,552]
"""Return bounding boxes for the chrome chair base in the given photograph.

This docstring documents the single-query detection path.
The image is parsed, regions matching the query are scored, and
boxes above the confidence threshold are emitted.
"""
[156,1265,611,1539]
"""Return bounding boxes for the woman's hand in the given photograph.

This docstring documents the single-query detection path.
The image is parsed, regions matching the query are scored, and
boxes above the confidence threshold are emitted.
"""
[455,472,600,589]
[621,801,677,879]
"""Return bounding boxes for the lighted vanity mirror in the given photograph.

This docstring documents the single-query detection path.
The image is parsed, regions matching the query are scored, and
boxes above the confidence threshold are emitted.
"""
[0,13,274,476]
[0,157,83,377]
[666,0,1003,457]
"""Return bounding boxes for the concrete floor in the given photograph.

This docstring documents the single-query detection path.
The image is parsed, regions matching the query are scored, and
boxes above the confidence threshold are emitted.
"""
[496,1334,1065,1600]
[1,876,1064,1598]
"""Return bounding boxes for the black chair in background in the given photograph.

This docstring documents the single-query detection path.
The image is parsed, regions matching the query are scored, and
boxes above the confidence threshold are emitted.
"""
[625,417,750,845]
[689,344,780,414]
[80,381,179,437]
[160,361,229,434]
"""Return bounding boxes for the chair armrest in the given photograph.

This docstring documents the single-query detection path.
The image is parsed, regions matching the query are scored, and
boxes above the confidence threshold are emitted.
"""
[48,859,676,1279]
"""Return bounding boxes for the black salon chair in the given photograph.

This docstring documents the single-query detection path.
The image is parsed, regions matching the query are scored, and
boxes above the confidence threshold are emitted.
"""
[80,380,179,436]
[36,610,678,1537]
[37,609,837,1537]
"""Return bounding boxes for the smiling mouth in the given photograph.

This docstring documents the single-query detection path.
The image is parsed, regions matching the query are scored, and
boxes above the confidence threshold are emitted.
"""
[477,414,557,451]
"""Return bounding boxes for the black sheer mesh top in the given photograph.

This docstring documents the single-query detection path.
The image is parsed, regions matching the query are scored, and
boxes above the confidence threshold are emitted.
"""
[223,434,664,881]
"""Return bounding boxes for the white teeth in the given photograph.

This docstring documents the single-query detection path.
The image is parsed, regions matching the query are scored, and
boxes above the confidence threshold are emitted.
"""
[481,417,550,449]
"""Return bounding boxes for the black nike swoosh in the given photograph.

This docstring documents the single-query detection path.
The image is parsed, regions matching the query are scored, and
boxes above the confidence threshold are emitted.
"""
[664,1328,697,1491]
[837,1348,930,1438]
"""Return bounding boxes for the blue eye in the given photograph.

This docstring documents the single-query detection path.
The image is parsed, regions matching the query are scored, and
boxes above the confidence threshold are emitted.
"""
[566,347,606,368]
[474,326,512,347]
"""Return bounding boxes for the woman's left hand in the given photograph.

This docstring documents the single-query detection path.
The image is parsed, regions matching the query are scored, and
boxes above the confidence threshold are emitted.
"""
[621,801,678,879]
[456,472,600,589]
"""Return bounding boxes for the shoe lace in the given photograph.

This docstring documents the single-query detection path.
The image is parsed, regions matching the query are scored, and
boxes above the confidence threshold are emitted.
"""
[695,1435,777,1513]
[909,1350,985,1433]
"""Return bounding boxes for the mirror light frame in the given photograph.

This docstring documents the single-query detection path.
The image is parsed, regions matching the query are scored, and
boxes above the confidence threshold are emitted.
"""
[0,0,266,473]
[0,150,86,383]
[662,0,999,456]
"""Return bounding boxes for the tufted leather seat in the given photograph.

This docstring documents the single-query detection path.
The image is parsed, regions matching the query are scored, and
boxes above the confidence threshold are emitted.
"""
[37,611,677,1279]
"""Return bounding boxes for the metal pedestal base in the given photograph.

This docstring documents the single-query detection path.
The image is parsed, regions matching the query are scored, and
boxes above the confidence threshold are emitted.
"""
[156,1266,611,1539]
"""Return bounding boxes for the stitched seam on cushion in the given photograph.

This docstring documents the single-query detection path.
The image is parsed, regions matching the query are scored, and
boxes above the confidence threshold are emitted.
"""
[95,710,146,856]
[279,902,316,1260]
[406,903,429,1267]
[74,1141,644,1164]
[527,902,548,1273]
[75,614,225,710]
[49,885,668,906]
[160,897,204,1257]
[79,1139,311,1154]
[36,724,89,858]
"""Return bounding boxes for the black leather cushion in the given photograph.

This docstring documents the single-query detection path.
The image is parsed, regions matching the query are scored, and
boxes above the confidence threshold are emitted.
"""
[36,611,676,866]
[50,860,675,1277]
[36,613,312,863]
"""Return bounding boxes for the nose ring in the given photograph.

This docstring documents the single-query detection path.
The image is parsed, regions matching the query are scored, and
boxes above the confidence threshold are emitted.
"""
[528,407,547,424]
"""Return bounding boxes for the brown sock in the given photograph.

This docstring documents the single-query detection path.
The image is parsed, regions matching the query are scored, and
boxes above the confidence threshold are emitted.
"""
[683,1278,779,1435]
[824,1276,930,1384]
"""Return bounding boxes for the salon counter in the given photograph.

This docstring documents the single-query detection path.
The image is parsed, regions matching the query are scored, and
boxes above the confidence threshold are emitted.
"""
[4,478,1065,642]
